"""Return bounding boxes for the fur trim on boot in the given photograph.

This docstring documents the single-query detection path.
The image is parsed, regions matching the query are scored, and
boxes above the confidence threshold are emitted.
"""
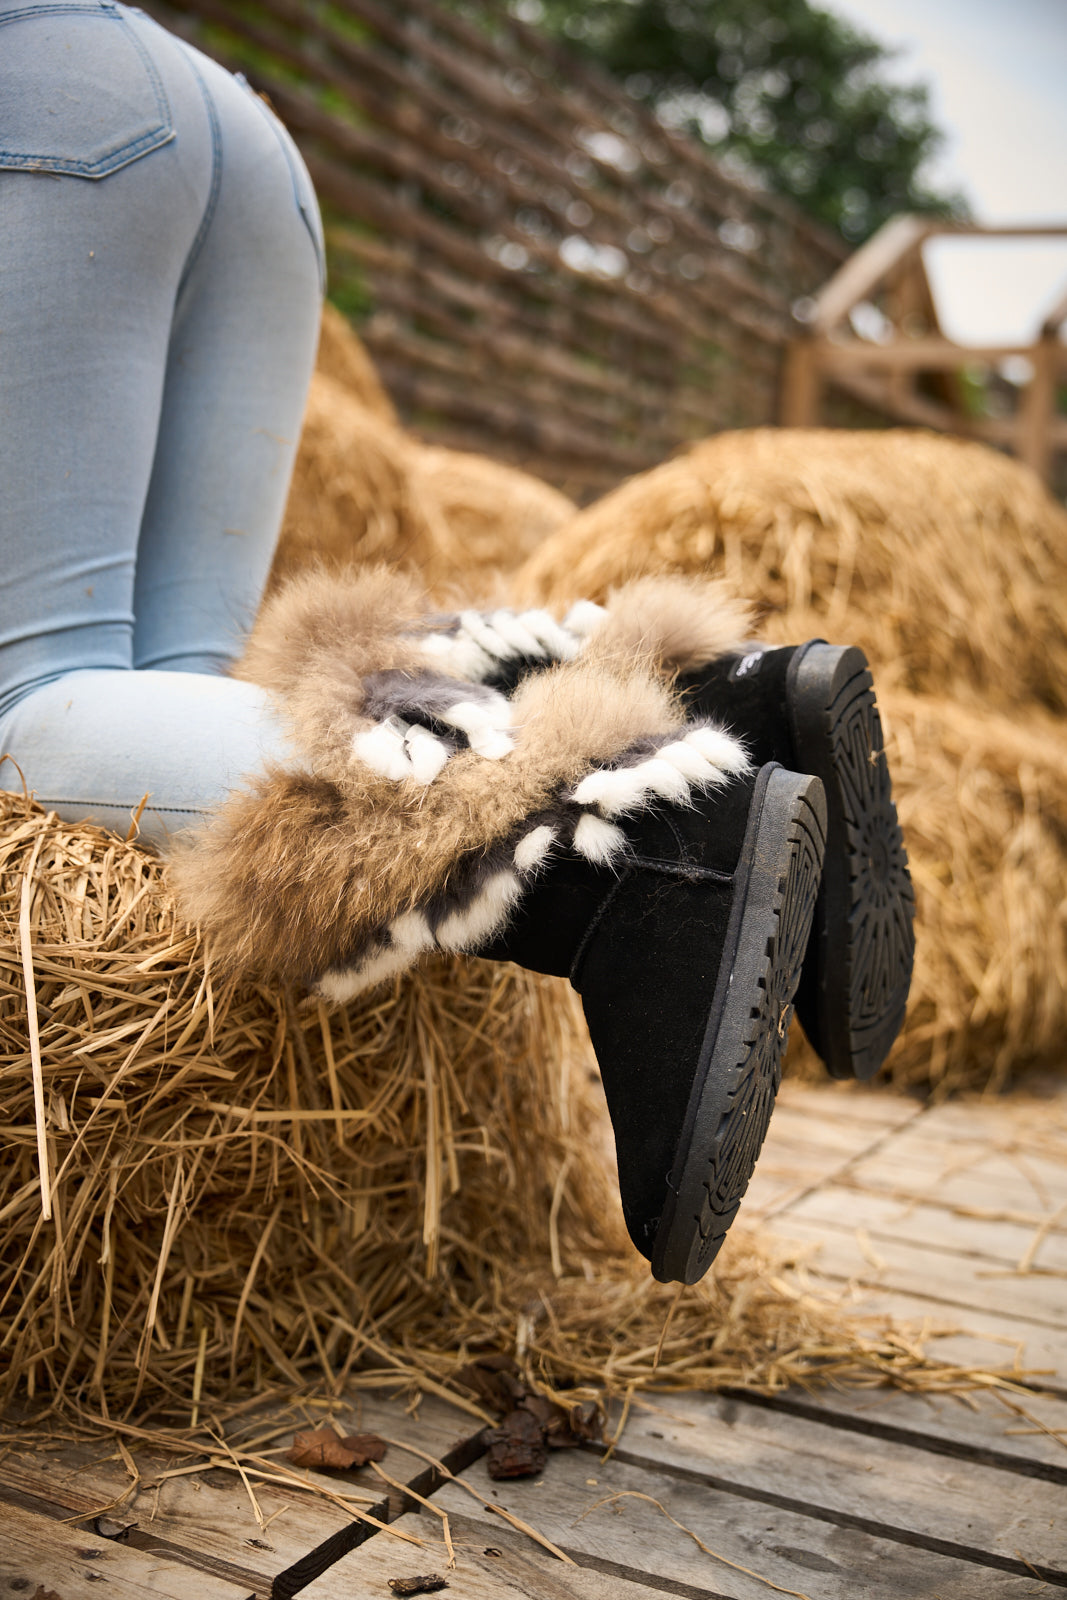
[169,569,752,993]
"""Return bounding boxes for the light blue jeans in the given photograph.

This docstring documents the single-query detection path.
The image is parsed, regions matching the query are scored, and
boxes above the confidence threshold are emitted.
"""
[0,0,323,843]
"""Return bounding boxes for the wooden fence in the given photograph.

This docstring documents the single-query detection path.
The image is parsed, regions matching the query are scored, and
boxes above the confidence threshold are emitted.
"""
[783,216,1067,493]
[144,0,848,497]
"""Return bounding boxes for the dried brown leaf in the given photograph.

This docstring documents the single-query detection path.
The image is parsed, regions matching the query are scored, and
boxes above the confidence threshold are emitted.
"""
[286,1426,367,1471]
[485,1408,548,1480]
[338,1430,388,1466]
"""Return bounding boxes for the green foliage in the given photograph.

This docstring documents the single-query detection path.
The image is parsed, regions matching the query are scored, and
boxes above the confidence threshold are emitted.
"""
[520,0,969,240]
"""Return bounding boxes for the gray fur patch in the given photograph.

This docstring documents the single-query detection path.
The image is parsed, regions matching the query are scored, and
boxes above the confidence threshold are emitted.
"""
[362,668,503,724]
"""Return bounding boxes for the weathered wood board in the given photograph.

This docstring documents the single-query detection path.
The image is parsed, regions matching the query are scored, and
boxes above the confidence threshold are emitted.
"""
[5,1080,1066,1600]
[435,1445,1060,1598]
[1,1500,255,1600]
[0,1391,483,1600]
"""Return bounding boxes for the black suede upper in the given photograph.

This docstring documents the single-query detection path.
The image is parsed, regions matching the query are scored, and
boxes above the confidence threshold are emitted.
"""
[481,767,768,1257]
[677,646,801,770]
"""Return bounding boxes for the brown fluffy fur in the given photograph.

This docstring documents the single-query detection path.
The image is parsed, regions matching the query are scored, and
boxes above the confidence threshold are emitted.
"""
[237,566,435,778]
[239,568,746,786]
[585,576,753,675]
[174,570,748,978]
[168,657,682,980]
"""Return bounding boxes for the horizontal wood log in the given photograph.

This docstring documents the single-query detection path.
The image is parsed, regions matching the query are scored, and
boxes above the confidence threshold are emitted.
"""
[817,337,1055,369]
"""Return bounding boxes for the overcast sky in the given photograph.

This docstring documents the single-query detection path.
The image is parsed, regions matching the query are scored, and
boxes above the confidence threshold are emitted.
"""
[823,0,1067,343]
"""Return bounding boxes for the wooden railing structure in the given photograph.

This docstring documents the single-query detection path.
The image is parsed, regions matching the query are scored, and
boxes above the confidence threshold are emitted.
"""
[782,217,1067,489]
[143,0,846,498]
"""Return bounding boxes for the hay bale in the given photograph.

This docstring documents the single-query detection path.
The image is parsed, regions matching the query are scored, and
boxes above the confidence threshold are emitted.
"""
[515,429,1067,715]
[270,373,455,590]
[513,427,1067,1093]
[1,792,973,1425]
[272,321,574,598]
[315,302,398,424]
[407,445,576,596]
[785,689,1067,1093]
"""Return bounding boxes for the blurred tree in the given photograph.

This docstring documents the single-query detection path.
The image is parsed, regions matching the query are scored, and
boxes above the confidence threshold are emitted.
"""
[517,0,969,239]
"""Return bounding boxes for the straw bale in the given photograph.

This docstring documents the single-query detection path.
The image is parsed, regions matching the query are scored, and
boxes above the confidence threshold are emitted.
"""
[270,373,455,591]
[314,302,398,425]
[1,792,984,1429]
[785,689,1067,1093]
[272,312,574,598]
[407,445,576,597]
[514,428,1067,715]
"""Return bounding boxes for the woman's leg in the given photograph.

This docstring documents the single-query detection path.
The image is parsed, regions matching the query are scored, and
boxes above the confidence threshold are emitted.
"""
[132,34,324,674]
[0,3,321,843]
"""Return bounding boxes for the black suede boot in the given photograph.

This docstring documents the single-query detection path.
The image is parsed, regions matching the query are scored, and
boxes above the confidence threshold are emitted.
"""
[480,762,827,1285]
[677,643,914,1081]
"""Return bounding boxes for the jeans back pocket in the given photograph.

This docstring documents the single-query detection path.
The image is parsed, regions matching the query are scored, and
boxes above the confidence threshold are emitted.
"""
[0,0,173,178]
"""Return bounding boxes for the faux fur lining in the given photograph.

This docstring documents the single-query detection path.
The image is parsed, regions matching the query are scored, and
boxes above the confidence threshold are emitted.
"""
[236,568,751,792]
[170,569,754,983]
[169,711,750,988]
[310,720,751,1001]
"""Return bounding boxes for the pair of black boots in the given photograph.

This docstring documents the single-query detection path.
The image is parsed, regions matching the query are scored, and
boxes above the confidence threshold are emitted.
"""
[482,640,914,1286]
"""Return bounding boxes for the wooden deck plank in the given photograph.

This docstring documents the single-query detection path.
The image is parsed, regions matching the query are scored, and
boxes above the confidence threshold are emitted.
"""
[602,1389,1067,1573]
[0,1392,484,1600]
[774,1081,927,1131]
[732,1385,1067,1480]
[435,1447,1058,1598]
[833,1120,1067,1215]
[809,1281,1067,1394]
[769,1214,1067,1329]
[302,1508,694,1599]
[742,1086,925,1219]
[1,1500,254,1600]
[783,1185,1067,1268]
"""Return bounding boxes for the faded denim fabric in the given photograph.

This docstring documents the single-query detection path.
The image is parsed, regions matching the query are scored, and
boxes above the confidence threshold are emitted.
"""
[0,0,323,841]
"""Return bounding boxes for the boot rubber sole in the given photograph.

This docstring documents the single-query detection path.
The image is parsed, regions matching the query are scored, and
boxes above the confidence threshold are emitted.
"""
[787,643,916,1081]
[651,766,827,1285]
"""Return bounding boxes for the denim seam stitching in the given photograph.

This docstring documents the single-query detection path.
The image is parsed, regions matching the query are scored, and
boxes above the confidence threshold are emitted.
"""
[33,797,206,815]
[235,76,326,290]
[0,5,175,178]
[173,47,222,298]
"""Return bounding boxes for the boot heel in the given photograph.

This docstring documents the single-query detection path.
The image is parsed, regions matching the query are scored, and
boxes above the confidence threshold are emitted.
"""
[788,644,915,1081]
[651,766,827,1285]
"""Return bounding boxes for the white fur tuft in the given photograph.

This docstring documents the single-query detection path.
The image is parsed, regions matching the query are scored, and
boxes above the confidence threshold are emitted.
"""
[316,966,369,1004]
[638,756,694,804]
[388,909,435,955]
[513,824,557,873]
[444,701,515,759]
[404,723,451,784]
[353,719,414,782]
[436,871,523,951]
[572,756,688,816]
[573,813,628,864]
[658,739,721,784]
[459,609,517,661]
[684,723,751,776]
[518,609,579,660]
[563,599,609,638]
[488,609,548,657]
[419,630,494,681]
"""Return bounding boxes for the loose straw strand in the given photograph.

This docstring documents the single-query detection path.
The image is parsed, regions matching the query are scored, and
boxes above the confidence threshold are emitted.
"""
[19,831,51,1221]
